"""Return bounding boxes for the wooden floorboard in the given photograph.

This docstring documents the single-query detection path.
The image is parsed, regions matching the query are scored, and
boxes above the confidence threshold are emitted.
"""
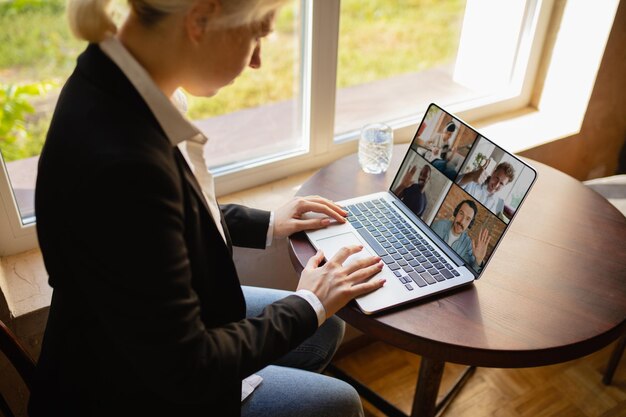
[332,339,626,417]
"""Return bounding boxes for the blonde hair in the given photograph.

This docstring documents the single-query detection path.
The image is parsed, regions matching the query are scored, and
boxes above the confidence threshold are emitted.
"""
[67,0,287,42]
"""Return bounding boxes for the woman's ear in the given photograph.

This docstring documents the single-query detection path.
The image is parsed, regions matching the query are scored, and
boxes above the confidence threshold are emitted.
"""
[185,0,221,43]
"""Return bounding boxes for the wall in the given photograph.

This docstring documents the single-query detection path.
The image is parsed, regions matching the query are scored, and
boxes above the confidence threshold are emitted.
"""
[519,0,626,179]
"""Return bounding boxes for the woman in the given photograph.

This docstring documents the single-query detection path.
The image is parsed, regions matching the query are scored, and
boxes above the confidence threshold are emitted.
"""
[29,1,385,416]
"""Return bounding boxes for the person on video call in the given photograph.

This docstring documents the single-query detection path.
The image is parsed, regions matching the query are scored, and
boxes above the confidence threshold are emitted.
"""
[425,121,455,158]
[431,200,491,271]
[426,121,459,180]
[393,165,431,217]
[457,161,516,217]
[29,1,386,416]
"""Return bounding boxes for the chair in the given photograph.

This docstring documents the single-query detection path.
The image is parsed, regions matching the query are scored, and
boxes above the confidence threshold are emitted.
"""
[0,319,36,417]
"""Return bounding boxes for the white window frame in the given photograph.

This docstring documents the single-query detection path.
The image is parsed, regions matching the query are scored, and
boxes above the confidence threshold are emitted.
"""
[0,0,620,256]
[0,152,38,255]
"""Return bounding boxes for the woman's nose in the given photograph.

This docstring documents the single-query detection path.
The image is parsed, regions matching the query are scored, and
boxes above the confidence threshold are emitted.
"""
[249,43,261,69]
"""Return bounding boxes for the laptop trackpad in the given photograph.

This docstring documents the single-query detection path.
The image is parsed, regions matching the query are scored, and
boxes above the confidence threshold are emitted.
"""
[315,232,374,265]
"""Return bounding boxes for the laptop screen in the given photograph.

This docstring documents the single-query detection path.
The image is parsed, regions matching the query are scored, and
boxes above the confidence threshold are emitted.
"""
[390,103,536,275]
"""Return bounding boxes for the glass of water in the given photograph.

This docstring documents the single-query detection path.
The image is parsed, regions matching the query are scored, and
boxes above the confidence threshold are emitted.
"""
[358,123,393,174]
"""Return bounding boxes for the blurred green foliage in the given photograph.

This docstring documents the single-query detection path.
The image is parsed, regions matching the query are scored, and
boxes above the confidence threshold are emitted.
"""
[0,81,55,161]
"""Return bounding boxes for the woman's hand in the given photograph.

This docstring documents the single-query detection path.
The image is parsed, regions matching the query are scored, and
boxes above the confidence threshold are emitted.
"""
[273,195,348,239]
[298,246,385,318]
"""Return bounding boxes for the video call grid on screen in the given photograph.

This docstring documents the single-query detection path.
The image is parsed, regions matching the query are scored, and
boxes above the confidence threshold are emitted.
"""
[390,104,536,275]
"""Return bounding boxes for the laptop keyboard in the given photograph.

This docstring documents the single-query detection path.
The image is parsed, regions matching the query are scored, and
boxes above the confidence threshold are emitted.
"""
[345,198,460,291]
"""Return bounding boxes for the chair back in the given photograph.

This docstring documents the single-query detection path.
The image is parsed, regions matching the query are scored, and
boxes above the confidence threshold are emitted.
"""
[0,319,36,417]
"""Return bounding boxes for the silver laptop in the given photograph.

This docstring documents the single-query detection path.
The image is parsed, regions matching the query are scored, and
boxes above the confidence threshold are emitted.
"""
[305,103,537,314]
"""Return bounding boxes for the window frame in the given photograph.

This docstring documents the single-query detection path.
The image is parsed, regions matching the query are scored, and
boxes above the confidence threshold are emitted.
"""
[0,152,37,255]
[0,0,620,256]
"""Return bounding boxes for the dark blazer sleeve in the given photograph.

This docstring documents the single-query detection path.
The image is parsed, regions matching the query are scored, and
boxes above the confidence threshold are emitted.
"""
[220,204,270,249]
[69,159,317,404]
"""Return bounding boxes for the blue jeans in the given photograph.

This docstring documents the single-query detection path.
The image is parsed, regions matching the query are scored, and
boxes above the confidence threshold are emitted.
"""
[240,286,364,417]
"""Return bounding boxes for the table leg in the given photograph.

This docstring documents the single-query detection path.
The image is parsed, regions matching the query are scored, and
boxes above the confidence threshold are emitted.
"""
[411,358,476,417]
[328,358,475,417]
[411,357,444,417]
[603,334,626,385]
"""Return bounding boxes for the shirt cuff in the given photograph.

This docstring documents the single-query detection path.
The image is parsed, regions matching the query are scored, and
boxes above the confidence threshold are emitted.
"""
[294,289,326,327]
[265,211,274,248]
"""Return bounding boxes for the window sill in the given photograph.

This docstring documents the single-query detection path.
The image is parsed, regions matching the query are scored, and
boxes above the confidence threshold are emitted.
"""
[0,248,51,321]
[471,105,584,153]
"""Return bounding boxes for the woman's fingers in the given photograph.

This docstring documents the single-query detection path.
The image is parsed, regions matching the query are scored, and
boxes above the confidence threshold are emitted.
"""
[298,199,347,223]
[305,250,325,269]
[327,246,383,285]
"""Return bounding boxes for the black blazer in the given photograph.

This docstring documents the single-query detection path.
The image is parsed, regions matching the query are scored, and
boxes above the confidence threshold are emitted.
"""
[29,44,317,417]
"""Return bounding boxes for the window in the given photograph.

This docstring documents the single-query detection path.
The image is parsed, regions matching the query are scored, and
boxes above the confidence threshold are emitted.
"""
[334,0,468,138]
[0,0,620,255]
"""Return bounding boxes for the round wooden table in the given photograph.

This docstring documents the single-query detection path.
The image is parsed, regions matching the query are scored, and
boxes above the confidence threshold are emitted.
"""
[288,144,626,417]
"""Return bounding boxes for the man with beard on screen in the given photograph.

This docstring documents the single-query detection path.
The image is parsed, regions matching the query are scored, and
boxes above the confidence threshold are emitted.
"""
[432,200,491,272]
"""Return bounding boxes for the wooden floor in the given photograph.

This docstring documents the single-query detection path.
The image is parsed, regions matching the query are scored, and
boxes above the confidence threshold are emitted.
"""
[332,339,626,417]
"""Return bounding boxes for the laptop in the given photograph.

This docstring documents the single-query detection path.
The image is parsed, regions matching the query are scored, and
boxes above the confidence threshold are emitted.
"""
[304,103,537,314]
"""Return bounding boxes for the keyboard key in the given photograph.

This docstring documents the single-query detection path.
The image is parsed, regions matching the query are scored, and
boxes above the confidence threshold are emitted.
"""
[420,272,437,285]
[432,273,446,282]
[394,271,402,277]
[440,269,454,279]
[405,284,414,291]
[399,248,408,255]
[392,253,403,260]
[355,227,387,256]
[427,267,439,276]
[452,270,460,276]
[408,272,427,287]
[402,265,413,273]
[414,266,426,274]
[397,259,408,267]
[387,262,401,271]
[381,255,394,264]
[409,260,420,267]
[402,253,413,261]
